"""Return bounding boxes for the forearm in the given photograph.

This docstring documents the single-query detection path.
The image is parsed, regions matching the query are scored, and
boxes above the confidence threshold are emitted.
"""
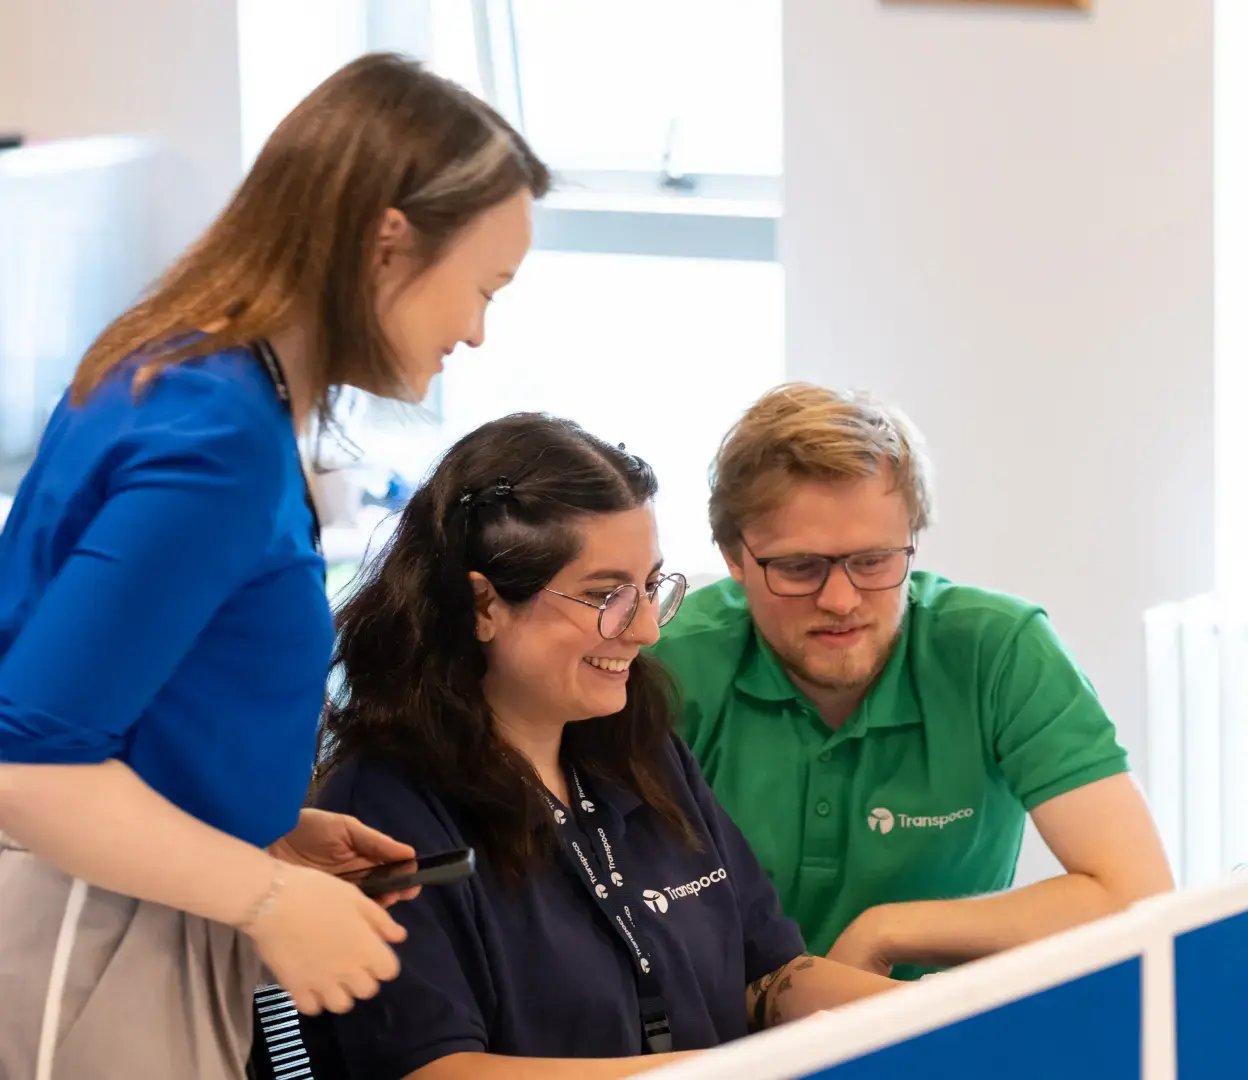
[868,871,1161,968]
[748,954,896,1030]
[411,1050,691,1079]
[0,759,276,927]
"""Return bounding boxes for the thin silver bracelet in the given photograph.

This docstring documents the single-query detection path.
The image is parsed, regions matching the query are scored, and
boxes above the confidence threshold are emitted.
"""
[238,861,286,935]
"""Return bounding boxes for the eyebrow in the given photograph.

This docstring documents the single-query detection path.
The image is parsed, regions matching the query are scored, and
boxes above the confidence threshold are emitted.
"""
[579,560,664,585]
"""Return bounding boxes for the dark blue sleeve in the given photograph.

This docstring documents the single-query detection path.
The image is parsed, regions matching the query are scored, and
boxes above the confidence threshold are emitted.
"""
[0,370,284,763]
[671,737,806,982]
[317,759,491,1080]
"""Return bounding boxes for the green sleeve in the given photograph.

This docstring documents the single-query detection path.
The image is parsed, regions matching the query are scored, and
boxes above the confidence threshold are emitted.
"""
[647,634,705,746]
[987,611,1129,811]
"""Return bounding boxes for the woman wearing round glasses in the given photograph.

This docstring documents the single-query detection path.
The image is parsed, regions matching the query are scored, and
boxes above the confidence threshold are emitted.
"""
[309,414,895,1077]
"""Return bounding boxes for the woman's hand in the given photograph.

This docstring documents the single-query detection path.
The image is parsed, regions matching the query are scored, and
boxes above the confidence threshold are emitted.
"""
[243,862,409,1014]
[269,808,420,906]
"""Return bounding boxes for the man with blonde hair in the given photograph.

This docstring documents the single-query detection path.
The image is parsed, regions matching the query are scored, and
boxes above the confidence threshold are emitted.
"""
[651,384,1171,980]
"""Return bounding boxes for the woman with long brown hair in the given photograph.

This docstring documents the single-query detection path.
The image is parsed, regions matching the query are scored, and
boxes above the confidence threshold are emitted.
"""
[310,415,894,1079]
[0,53,548,1079]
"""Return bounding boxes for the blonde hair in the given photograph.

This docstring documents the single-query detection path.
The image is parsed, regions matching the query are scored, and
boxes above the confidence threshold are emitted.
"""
[709,383,934,547]
[71,53,550,424]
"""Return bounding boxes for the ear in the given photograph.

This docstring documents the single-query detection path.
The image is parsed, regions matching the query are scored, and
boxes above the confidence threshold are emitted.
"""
[375,207,413,269]
[469,571,501,643]
[719,542,746,586]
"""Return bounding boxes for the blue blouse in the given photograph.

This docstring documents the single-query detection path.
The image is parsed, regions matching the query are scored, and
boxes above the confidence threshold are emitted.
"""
[0,348,334,846]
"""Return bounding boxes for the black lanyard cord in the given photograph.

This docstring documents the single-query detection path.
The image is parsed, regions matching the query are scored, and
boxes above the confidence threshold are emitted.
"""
[251,338,323,565]
[536,770,673,1054]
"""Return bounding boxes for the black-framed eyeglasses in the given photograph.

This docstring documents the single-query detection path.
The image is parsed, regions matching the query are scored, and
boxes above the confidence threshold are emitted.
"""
[739,537,915,597]
[543,574,688,640]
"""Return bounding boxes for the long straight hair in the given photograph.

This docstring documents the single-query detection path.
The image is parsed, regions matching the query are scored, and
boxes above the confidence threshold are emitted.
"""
[70,53,550,426]
[321,415,697,881]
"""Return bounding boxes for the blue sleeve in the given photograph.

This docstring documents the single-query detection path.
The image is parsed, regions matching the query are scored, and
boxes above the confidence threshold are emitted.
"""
[671,738,806,982]
[318,760,491,1079]
[0,371,284,763]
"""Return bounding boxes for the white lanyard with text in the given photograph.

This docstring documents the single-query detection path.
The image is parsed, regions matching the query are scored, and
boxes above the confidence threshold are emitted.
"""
[537,770,673,1054]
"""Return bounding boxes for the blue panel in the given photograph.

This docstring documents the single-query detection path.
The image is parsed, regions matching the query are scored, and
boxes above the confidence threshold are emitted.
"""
[805,958,1141,1080]
[1174,908,1248,1078]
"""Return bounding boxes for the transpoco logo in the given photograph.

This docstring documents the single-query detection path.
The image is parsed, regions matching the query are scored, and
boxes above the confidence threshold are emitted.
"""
[641,889,669,914]
[552,808,566,825]
[643,869,728,914]
[868,805,975,834]
[580,798,595,813]
[867,807,895,834]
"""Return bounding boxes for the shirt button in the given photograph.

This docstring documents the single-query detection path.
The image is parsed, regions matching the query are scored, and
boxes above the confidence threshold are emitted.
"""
[818,750,833,763]
[815,800,831,817]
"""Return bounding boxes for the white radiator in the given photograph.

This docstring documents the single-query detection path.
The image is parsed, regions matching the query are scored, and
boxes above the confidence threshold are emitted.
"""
[1144,594,1248,885]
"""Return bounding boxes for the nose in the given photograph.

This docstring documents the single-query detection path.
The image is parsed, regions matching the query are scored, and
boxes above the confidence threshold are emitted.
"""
[624,592,662,647]
[464,308,486,349]
[814,562,862,616]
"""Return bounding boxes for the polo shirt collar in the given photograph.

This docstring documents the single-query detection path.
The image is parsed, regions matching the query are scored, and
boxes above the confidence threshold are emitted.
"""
[732,588,922,732]
[586,772,646,819]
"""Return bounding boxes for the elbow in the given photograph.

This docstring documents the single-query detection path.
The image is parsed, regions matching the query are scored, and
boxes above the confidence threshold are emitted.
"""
[1098,866,1176,913]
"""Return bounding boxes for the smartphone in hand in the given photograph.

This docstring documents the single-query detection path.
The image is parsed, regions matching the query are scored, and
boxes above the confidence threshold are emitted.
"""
[341,848,475,897]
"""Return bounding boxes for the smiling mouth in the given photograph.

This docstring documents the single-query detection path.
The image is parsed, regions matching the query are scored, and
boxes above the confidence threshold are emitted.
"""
[584,657,632,674]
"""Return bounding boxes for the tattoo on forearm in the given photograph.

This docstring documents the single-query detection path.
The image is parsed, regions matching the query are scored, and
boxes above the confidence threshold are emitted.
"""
[753,953,816,1031]
[767,973,794,1027]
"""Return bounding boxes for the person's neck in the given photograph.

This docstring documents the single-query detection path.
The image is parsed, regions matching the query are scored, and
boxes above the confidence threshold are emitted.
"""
[489,699,570,805]
[266,320,318,433]
[788,672,868,731]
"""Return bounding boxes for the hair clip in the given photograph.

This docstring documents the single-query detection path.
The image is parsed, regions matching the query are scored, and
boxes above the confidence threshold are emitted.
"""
[493,476,514,498]
[459,489,474,507]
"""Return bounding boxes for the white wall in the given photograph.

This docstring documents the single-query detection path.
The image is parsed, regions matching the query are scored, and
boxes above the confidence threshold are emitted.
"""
[782,0,1213,879]
[1215,0,1248,603]
[237,0,369,167]
[0,0,244,265]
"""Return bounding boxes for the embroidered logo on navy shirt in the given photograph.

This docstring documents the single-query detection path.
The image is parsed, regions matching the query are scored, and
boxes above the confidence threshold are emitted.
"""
[642,889,669,914]
[642,868,729,914]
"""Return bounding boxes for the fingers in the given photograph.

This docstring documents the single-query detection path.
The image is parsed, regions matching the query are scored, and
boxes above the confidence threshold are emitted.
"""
[319,984,355,1015]
[376,886,422,908]
[343,971,382,1002]
[342,817,416,863]
[288,969,382,1016]
[363,898,409,946]
[290,987,322,1016]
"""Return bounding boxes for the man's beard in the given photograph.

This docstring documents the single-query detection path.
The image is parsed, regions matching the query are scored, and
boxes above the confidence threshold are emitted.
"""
[780,619,902,694]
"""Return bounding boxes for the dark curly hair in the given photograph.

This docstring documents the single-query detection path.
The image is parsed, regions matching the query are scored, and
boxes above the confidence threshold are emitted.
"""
[319,413,695,880]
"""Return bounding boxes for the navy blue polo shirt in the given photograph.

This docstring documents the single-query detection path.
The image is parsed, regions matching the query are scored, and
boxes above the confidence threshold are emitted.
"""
[315,737,805,1077]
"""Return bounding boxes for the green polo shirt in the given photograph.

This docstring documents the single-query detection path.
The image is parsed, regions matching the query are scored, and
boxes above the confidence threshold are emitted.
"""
[650,571,1129,980]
